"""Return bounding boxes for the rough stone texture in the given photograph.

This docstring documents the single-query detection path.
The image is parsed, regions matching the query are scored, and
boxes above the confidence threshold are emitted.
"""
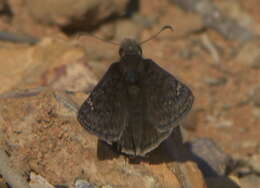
[29,172,55,188]
[250,86,260,107]
[5,0,130,37]
[18,0,128,27]
[240,174,260,188]
[186,138,233,177]
[0,38,97,94]
[169,0,256,42]
[0,90,206,188]
[234,40,260,68]
[205,176,240,188]
[1,0,260,186]
[114,19,142,42]
[0,0,6,11]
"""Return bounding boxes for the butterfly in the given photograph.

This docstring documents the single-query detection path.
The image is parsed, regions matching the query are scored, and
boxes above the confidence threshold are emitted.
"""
[77,26,194,156]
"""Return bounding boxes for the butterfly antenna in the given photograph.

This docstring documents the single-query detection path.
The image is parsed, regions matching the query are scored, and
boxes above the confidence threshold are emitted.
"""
[75,32,120,46]
[139,25,174,45]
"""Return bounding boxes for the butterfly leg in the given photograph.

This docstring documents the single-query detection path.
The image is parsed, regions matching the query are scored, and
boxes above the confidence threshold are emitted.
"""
[97,139,120,160]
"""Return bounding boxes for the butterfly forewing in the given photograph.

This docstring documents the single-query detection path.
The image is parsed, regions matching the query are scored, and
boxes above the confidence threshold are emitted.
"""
[77,63,128,143]
[143,59,194,132]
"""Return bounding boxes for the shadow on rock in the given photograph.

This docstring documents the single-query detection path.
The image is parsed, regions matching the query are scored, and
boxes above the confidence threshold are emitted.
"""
[97,127,241,188]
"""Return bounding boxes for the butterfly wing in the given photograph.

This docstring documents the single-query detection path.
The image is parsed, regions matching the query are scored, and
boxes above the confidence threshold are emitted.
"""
[77,62,127,143]
[143,59,194,133]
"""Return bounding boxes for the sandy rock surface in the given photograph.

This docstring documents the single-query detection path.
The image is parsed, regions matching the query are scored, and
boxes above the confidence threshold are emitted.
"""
[0,90,205,187]
[1,0,260,187]
[0,38,97,94]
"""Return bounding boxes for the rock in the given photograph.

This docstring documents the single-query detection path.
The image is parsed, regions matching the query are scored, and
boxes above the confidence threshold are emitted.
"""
[205,176,240,188]
[241,140,258,149]
[75,179,97,188]
[132,14,157,29]
[54,185,68,188]
[29,172,55,188]
[167,161,207,188]
[248,154,260,173]
[0,90,206,187]
[170,0,255,42]
[114,19,142,42]
[204,76,227,86]
[215,0,254,29]
[231,154,260,177]
[240,174,260,188]
[250,86,260,107]
[250,54,260,69]
[234,40,260,68]
[186,138,233,177]
[181,109,200,131]
[6,0,129,36]
[23,0,129,29]
[206,116,234,129]
[0,0,6,11]
[0,177,8,188]
[216,120,234,129]
[0,38,97,94]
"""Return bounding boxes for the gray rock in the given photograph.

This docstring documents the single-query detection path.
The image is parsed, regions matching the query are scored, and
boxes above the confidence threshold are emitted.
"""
[240,174,260,188]
[250,86,260,107]
[23,0,129,29]
[75,179,97,188]
[204,76,227,86]
[186,138,233,177]
[169,0,255,42]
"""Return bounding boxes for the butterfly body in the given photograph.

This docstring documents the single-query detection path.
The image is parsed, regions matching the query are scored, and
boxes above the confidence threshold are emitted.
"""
[78,38,194,156]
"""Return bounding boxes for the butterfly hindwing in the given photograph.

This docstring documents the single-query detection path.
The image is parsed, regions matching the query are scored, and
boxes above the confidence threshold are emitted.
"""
[77,63,127,143]
[118,118,174,156]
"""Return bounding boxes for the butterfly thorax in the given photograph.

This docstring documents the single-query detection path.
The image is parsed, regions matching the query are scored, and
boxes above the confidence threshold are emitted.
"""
[118,39,146,85]
[119,56,142,82]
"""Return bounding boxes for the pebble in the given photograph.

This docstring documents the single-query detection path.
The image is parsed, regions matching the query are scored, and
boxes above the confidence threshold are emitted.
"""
[204,76,227,86]
[75,179,97,188]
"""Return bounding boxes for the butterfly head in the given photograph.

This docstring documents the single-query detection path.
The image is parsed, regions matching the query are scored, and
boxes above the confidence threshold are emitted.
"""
[119,39,142,59]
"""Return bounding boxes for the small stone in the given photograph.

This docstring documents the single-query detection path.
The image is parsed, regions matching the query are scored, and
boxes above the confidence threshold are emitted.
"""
[29,172,55,188]
[252,108,260,119]
[186,138,233,177]
[250,54,260,69]
[248,154,260,173]
[204,76,227,86]
[0,177,8,188]
[179,48,198,60]
[235,166,251,177]
[217,120,234,129]
[144,176,158,188]
[240,174,260,188]
[167,161,206,188]
[54,185,68,188]
[75,179,97,188]
[114,19,141,42]
[250,86,260,107]
[206,176,240,188]
[100,185,114,188]
[241,140,257,149]
[132,14,156,28]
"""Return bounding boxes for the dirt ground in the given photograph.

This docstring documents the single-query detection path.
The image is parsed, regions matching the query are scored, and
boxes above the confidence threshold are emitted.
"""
[0,0,260,187]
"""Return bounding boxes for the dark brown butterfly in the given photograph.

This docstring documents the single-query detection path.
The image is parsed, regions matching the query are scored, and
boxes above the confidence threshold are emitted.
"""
[77,26,194,156]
